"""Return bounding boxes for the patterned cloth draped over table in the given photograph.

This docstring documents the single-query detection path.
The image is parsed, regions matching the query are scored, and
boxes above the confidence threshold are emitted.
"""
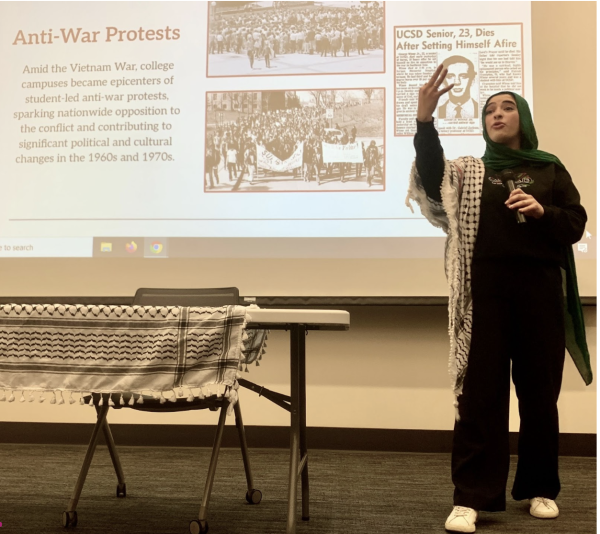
[0,303,267,407]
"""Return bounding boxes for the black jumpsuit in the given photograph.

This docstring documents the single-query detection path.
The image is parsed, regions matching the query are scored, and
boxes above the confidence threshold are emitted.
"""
[414,120,587,511]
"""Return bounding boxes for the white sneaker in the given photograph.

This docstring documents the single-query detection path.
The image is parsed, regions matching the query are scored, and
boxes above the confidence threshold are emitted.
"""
[445,506,478,533]
[529,497,559,518]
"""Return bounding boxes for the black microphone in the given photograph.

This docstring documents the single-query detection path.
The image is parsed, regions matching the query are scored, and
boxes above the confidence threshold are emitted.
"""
[499,169,527,224]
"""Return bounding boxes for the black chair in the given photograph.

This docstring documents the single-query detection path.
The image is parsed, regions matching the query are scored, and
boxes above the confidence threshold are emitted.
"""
[62,287,261,534]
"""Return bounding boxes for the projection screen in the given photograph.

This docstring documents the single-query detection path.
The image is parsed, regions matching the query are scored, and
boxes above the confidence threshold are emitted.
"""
[0,1,595,297]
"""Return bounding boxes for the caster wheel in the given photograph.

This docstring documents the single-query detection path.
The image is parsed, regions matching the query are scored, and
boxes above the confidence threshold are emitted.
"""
[116,482,127,498]
[189,519,209,534]
[62,510,78,528]
[246,488,262,504]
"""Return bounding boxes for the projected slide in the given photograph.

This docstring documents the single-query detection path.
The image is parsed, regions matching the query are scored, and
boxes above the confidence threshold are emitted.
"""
[0,1,564,260]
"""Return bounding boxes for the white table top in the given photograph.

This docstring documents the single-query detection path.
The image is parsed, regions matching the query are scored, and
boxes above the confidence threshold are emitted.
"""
[246,307,349,326]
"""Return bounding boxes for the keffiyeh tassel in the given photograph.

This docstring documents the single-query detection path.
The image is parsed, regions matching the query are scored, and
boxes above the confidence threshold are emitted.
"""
[226,388,238,416]
[57,391,65,405]
[8,390,15,402]
[258,344,267,366]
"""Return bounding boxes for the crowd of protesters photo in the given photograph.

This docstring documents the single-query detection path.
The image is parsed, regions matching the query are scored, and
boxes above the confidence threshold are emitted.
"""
[207,1,384,74]
[205,100,383,191]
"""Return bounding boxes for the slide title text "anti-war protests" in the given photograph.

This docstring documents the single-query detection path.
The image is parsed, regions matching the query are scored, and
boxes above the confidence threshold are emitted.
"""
[12,27,181,45]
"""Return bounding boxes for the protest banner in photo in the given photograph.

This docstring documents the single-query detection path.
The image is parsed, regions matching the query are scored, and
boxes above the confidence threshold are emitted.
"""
[322,142,364,164]
[257,142,303,172]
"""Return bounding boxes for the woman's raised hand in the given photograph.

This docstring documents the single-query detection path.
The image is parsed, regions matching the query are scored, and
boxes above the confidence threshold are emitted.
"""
[417,64,455,122]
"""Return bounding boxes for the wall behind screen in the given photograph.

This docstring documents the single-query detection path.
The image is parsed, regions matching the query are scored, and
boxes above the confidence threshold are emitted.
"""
[0,1,595,298]
[4,305,596,433]
[1,3,595,434]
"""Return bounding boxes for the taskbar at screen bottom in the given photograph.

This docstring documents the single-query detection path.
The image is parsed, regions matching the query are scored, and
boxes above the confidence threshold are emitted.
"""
[0,236,596,259]
[91,237,448,258]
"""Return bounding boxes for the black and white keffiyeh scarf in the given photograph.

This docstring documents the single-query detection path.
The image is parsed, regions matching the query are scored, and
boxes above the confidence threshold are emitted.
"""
[0,304,256,409]
[406,156,485,418]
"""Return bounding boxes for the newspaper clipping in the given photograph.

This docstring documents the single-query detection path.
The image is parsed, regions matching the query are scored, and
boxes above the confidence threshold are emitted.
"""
[395,23,523,136]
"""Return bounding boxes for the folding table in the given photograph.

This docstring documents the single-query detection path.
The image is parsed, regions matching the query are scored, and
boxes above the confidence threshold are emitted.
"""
[0,304,350,534]
[243,308,350,534]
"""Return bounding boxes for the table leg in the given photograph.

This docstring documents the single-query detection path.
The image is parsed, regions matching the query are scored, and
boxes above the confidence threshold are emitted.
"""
[101,414,126,489]
[198,403,228,523]
[66,403,110,511]
[286,325,301,534]
[299,325,309,521]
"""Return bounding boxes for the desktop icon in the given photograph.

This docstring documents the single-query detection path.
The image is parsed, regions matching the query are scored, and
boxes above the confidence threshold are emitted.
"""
[150,241,163,254]
[577,243,588,253]
[126,241,138,253]
[100,242,112,252]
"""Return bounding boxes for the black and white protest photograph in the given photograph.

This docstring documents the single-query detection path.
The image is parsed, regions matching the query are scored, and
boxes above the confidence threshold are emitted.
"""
[205,89,385,192]
[206,1,385,77]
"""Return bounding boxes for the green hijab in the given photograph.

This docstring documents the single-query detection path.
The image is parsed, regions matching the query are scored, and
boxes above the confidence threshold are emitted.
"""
[481,91,565,171]
[481,91,592,386]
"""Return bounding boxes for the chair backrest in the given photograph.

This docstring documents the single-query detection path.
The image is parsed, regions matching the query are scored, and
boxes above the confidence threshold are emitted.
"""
[133,287,240,307]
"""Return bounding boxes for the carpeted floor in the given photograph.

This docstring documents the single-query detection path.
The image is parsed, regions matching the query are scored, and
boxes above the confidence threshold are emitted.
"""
[0,444,595,533]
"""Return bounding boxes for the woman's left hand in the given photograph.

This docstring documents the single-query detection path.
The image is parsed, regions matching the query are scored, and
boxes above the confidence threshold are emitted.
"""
[505,188,544,219]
